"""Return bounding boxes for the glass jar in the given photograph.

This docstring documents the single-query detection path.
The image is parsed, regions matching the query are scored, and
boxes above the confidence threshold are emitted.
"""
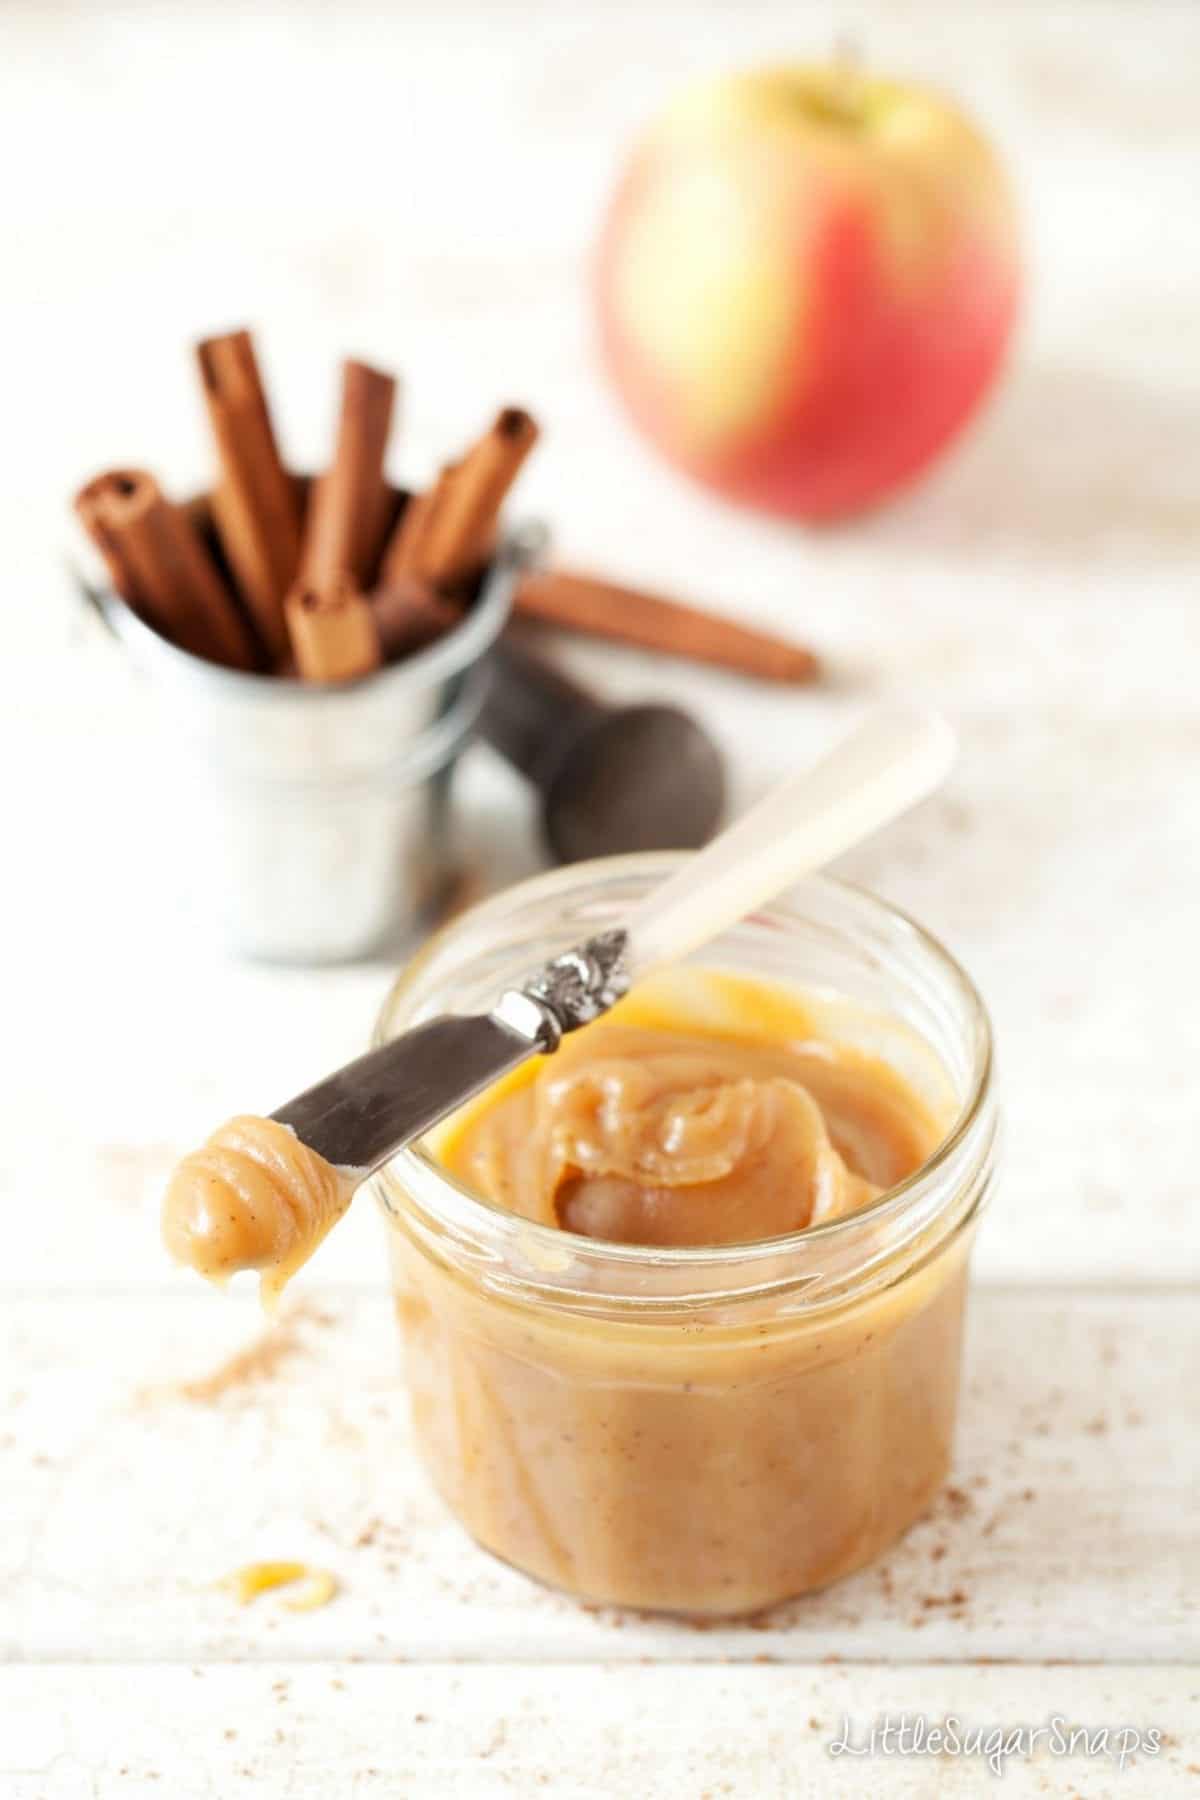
[372,857,997,1617]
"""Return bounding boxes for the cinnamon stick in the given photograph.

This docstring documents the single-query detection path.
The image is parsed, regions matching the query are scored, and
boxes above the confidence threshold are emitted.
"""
[300,359,397,588]
[284,576,383,683]
[417,408,538,587]
[371,572,462,662]
[379,463,458,584]
[195,329,302,661]
[75,468,256,670]
[514,569,820,685]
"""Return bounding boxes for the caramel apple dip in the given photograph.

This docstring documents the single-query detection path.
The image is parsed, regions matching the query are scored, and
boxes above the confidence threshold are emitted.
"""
[443,981,937,1248]
[387,968,974,1616]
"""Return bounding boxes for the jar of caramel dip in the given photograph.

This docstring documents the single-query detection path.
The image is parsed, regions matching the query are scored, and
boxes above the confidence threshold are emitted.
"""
[372,857,997,1617]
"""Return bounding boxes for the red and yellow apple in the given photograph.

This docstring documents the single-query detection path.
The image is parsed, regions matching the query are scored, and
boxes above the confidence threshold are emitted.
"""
[595,65,1019,520]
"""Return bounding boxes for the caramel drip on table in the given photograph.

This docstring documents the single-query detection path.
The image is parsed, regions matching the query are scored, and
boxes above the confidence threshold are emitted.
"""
[224,1561,339,1610]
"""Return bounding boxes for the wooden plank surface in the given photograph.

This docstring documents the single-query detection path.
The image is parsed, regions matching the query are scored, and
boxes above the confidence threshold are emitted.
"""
[3,691,1199,1295]
[3,0,1198,1296]
[4,1289,1196,1666]
[2,1664,1196,1799]
[3,0,1199,1789]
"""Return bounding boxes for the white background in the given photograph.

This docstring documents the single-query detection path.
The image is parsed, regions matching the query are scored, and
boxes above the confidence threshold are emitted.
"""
[2,2,1198,1794]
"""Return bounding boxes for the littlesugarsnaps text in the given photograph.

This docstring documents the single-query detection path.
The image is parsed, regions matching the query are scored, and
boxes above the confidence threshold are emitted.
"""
[827,1713,1162,1778]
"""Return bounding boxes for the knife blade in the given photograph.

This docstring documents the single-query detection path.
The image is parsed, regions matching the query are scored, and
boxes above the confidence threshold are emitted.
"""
[270,929,630,1173]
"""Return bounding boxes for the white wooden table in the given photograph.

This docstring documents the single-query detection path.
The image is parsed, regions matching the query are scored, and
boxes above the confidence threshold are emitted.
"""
[3,2,1199,1793]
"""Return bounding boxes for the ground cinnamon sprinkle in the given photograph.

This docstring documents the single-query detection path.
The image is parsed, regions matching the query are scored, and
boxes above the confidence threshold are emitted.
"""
[920,1587,969,1609]
[139,1297,334,1405]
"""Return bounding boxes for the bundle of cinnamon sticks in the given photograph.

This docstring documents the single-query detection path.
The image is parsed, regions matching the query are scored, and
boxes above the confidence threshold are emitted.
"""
[75,330,539,682]
[74,328,819,687]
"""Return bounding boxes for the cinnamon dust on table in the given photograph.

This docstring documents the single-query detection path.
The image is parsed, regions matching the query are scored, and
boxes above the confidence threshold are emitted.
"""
[138,1296,335,1406]
[919,1588,969,1609]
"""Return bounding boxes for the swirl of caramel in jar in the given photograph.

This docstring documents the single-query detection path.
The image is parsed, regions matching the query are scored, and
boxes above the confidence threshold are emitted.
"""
[162,1115,353,1302]
[440,990,942,1249]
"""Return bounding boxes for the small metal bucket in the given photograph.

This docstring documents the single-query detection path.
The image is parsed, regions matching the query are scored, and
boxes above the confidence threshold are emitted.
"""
[82,528,540,963]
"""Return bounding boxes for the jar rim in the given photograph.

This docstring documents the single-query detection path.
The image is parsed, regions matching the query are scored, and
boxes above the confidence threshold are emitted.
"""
[372,856,994,1273]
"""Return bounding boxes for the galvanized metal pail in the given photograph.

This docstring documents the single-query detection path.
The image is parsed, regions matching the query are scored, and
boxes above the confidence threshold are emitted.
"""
[84,530,538,963]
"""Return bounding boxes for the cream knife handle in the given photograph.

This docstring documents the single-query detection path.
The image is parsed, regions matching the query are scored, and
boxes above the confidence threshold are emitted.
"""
[625,707,956,982]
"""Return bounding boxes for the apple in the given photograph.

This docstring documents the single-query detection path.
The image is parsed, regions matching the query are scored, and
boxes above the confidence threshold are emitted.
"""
[595,64,1019,520]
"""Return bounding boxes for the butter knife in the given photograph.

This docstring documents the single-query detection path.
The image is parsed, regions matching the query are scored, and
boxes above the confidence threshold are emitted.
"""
[271,708,955,1180]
